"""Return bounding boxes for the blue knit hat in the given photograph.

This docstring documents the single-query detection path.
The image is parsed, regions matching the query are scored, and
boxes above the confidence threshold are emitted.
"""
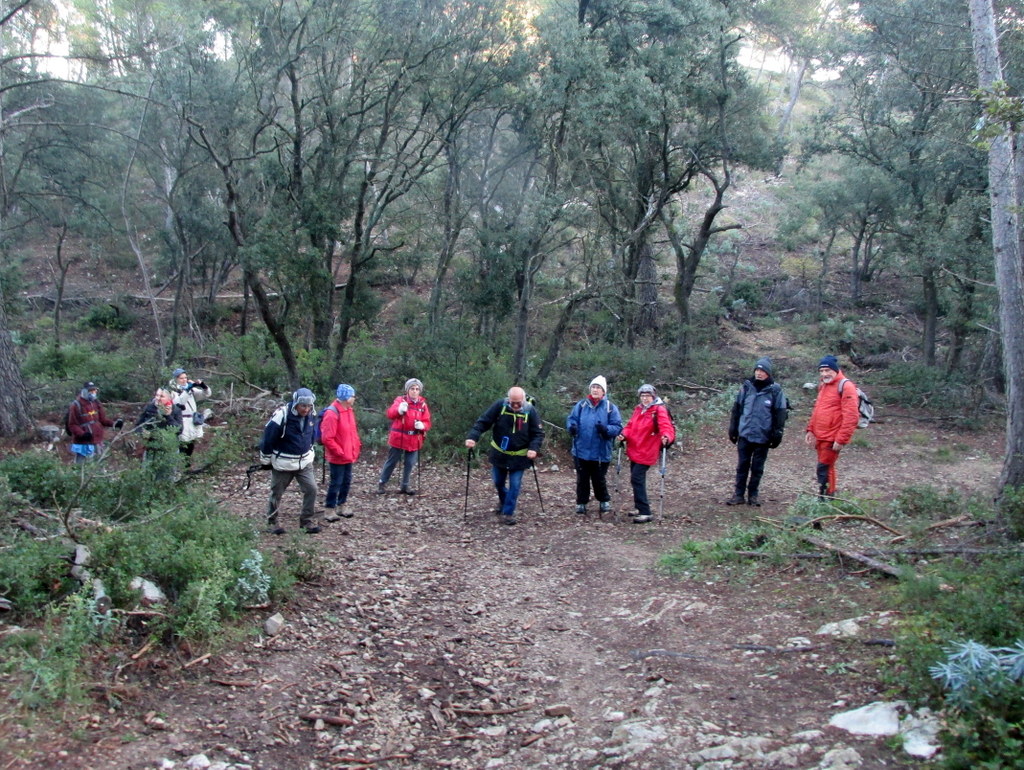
[755,357,773,376]
[172,367,187,378]
[336,383,355,400]
[818,355,839,372]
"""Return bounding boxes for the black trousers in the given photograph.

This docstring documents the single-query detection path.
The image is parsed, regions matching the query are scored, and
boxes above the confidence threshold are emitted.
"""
[630,461,652,516]
[734,437,770,497]
[574,457,610,504]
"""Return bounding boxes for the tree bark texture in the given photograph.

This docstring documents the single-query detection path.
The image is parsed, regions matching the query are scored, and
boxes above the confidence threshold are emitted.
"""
[0,297,32,436]
[968,0,1024,496]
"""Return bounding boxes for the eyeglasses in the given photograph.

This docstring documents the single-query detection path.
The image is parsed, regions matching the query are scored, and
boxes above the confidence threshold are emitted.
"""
[509,401,523,408]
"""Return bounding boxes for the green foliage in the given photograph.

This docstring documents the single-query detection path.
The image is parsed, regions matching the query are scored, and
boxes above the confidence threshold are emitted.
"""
[0,451,80,509]
[83,503,260,638]
[208,331,287,393]
[79,300,136,331]
[658,523,799,575]
[879,364,976,417]
[21,343,155,403]
[930,640,1024,769]
[0,533,77,616]
[9,590,103,708]
[997,486,1024,540]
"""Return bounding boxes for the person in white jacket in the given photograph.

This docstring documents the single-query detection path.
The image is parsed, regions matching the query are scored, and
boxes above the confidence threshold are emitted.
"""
[168,367,212,459]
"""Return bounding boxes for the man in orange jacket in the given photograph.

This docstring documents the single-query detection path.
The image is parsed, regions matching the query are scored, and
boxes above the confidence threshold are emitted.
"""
[804,355,860,497]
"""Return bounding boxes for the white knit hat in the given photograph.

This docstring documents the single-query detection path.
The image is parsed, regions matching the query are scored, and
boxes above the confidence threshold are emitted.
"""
[589,375,608,393]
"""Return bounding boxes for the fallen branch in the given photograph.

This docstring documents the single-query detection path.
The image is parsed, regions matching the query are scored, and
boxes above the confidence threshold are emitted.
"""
[798,533,907,579]
[210,678,259,687]
[733,545,1021,560]
[731,644,823,653]
[449,704,533,716]
[889,515,985,543]
[299,713,355,727]
[330,754,411,767]
[803,514,903,537]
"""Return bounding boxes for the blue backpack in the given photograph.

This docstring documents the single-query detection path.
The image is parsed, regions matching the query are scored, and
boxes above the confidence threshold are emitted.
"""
[313,404,339,444]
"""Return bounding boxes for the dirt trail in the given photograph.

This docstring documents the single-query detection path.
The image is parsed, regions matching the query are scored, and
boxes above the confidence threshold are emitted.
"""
[1,411,1004,769]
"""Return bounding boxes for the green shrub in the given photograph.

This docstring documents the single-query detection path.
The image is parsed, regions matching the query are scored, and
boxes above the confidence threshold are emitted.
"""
[10,589,103,708]
[0,533,78,616]
[79,301,136,331]
[83,503,261,638]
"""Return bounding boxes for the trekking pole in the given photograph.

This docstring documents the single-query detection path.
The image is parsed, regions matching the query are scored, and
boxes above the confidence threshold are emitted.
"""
[658,446,667,524]
[532,461,545,515]
[463,448,473,521]
[609,445,622,520]
[417,449,422,495]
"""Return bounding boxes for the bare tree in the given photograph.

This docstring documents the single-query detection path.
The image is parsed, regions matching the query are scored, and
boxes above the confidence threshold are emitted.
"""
[968,0,1024,501]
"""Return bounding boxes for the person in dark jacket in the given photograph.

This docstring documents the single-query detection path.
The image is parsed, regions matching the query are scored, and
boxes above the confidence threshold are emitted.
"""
[134,388,184,468]
[726,357,788,507]
[465,387,545,525]
[66,381,121,462]
[260,388,320,535]
[566,375,622,515]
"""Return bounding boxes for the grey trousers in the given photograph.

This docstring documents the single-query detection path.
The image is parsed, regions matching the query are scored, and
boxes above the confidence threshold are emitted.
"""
[266,465,318,527]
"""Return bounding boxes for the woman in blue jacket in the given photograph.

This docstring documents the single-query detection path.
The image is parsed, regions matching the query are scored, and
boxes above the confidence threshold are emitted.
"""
[566,376,622,515]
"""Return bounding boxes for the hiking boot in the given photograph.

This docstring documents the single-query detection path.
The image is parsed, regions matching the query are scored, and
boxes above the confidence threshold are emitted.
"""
[575,504,587,515]
[725,494,745,505]
[400,487,417,496]
[632,513,653,524]
[268,526,286,536]
[338,504,353,518]
[599,501,612,513]
[323,508,341,523]
[377,482,387,494]
[502,514,517,526]
[301,524,322,534]
[747,495,761,507]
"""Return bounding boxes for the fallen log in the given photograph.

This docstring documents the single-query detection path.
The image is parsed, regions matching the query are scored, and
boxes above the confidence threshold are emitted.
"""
[803,514,903,536]
[798,533,906,578]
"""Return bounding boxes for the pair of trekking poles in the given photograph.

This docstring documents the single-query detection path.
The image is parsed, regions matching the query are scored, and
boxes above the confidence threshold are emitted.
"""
[462,444,666,522]
[462,448,545,521]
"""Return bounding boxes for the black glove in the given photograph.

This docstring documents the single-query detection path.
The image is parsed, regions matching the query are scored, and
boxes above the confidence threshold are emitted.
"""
[769,432,783,449]
[728,431,738,444]
[596,423,608,438]
[113,419,124,430]
[568,425,578,437]
[80,430,93,443]
[194,380,207,390]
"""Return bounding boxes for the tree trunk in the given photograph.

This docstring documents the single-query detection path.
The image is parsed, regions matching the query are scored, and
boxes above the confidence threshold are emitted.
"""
[0,297,32,436]
[536,294,591,384]
[633,238,659,337]
[968,0,1024,500]
[921,266,939,367]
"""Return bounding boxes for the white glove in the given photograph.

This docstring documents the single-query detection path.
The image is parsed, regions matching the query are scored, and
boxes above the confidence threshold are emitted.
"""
[398,401,408,415]
[414,420,424,431]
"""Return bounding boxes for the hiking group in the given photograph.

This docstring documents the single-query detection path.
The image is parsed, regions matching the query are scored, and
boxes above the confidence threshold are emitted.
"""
[63,354,867,534]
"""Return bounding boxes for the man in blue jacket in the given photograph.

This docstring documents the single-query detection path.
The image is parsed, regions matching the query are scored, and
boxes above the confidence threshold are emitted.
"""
[566,375,623,515]
[726,357,788,507]
[260,388,320,534]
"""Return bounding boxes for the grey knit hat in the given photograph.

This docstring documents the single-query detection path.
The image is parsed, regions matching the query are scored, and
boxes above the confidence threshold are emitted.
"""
[404,378,423,393]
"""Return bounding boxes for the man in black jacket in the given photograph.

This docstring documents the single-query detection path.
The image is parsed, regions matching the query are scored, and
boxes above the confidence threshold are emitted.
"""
[726,357,788,507]
[465,387,544,525]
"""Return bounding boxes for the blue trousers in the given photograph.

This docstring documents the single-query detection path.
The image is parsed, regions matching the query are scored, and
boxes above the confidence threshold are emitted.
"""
[492,465,526,516]
[326,462,353,508]
[379,447,417,489]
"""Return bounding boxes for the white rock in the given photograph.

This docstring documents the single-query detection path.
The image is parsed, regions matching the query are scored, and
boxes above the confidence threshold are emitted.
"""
[900,708,942,758]
[816,619,862,638]
[129,577,167,607]
[418,687,435,699]
[530,718,552,733]
[785,636,812,647]
[184,755,211,770]
[479,724,507,737]
[263,612,285,636]
[603,710,626,722]
[829,701,905,736]
[791,729,825,742]
[817,746,863,769]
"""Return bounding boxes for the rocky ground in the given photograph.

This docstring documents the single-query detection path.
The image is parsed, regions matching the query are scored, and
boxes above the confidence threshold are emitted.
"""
[0,406,1006,769]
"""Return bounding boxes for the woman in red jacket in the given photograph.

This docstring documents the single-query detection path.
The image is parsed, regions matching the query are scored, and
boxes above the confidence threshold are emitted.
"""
[377,378,432,495]
[321,384,362,521]
[618,384,675,523]
[804,355,860,497]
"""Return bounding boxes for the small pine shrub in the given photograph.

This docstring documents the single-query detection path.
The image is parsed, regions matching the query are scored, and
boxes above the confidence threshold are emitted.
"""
[80,301,135,331]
